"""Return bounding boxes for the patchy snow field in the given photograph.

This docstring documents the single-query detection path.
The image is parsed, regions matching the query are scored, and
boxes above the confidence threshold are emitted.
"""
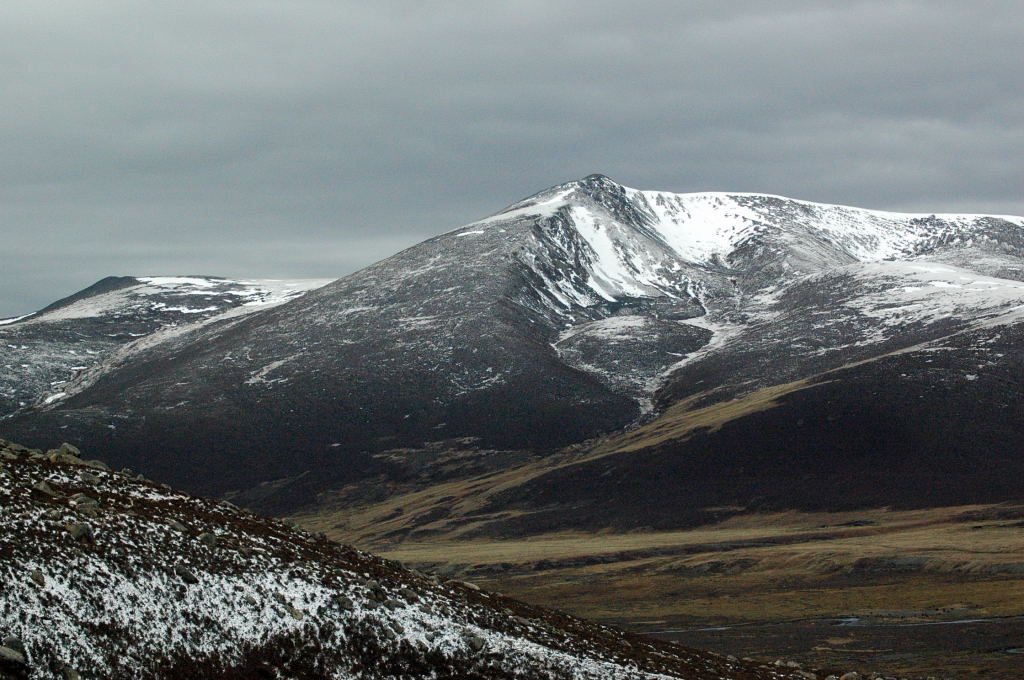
[0,439,810,680]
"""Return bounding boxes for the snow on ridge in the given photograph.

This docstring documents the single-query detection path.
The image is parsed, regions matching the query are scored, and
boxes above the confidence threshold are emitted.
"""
[137,276,227,288]
[632,191,761,263]
[624,185,1024,225]
[25,277,332,322]
[617,184,1024,266]
[452,188,573,234]
[5,277,332,413]
[844,260,1024,329]
[438,177,1023,296]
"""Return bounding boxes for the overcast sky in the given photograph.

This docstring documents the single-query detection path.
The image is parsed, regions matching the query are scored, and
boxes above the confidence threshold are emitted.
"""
[2,1,1021,316]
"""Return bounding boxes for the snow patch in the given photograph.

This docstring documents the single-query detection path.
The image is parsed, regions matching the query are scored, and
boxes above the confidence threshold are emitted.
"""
[245,355,301,386]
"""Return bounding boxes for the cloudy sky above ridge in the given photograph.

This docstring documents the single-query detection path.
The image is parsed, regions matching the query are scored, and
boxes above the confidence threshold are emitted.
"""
[2,1,1022,316]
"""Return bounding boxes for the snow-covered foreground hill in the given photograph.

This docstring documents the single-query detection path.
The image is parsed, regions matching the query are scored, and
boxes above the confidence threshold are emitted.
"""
[4,175,1024,515]
[0,437,825,680]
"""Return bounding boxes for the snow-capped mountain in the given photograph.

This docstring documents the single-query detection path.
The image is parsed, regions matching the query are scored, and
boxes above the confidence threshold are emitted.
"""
[0,276,330,417]
[4,174,1024,515]
[2,437,830,680]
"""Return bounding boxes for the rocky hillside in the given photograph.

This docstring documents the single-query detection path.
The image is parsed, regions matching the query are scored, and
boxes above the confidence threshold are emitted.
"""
[0,436,842,680]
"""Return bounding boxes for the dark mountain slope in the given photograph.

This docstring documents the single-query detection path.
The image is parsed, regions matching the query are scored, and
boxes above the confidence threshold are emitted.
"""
[5,175,1024,515]
[461,319,1024,536]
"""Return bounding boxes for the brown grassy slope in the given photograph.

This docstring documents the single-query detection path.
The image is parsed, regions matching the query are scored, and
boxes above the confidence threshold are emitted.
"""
[369,506,1024,679]
[293,370,831,545]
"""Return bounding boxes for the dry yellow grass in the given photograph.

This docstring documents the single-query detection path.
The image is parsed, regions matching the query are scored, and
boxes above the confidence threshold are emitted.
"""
[597,377,825,454]
[340,505,1024,626]
[295,377,839,544]
[374,505,1021,565]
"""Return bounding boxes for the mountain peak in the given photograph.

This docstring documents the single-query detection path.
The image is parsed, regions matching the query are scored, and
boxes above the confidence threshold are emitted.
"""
[579,172,617,185]
[8,177,1024,520]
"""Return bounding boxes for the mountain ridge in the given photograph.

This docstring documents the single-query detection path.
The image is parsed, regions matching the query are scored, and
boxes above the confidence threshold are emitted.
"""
[0,276,331,419]
[4,175,1023,517]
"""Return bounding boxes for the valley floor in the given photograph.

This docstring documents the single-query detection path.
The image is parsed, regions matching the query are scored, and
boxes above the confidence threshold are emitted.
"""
[317,504,1024,678]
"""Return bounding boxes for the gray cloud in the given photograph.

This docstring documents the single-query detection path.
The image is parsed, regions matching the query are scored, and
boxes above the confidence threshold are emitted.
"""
[2,0,1021,315]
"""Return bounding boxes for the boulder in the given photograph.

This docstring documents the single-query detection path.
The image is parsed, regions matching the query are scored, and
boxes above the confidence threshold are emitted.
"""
[173,564,199,585]
[0,639,28,677]
[1,638,25,656]
[0,645,26,666]
[47,450,83,465]
[366,584,388,602]
[31,480,59,498]
[70,494,100,517]
[465,634,486,652]
[197,532,218,548]
[58,443,82,457]
[29,569,44,586]
[66,522,93,542]
[70,494,99,508]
